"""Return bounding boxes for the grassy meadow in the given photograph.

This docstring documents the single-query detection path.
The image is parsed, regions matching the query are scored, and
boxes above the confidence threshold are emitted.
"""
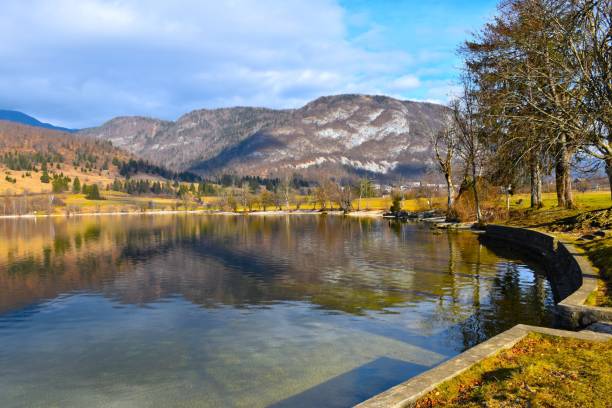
[1,165,116,196]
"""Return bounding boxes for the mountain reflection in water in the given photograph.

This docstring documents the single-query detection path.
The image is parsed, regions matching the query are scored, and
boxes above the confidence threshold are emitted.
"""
[0,215,554,407]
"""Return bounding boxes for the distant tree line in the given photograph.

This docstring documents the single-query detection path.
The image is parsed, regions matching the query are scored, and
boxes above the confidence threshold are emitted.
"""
[117,158,313,193]
[216,173,310,190]
[72,148,103,170]
[1,151,64,171]
[117,159,201,182]
[108,178,219,197]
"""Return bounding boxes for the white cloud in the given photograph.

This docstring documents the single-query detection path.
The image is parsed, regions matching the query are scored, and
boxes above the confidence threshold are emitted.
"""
[421,80,463,102]
[0,0,441,127]
[389,75,421,91]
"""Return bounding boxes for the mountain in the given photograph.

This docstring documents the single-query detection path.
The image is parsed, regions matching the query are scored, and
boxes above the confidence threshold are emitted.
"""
[0,120,130,175]
[0,110,76,133]
[79,94,449,180]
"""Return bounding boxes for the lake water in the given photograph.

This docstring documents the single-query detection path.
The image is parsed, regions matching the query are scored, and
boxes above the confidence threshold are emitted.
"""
[0,214,554,407]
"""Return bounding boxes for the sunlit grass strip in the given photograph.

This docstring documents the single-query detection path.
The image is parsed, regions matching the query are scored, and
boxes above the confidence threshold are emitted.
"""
[509,191,612,211]
[416,333,612,408]
[580,236,612,307]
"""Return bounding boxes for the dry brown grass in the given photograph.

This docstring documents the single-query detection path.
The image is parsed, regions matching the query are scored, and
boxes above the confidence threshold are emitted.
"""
[417,333,612,408]
[1,165,116,195]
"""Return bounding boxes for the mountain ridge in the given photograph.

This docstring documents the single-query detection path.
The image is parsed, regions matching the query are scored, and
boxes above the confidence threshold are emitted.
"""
[0,110,77,133]
[78,94,449,180]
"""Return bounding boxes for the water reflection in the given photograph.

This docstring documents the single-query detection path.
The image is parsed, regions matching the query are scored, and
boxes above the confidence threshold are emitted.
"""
[0,215,554,407]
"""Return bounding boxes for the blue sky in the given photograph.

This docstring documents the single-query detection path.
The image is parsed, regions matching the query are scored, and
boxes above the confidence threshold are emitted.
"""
[0,0,498,128]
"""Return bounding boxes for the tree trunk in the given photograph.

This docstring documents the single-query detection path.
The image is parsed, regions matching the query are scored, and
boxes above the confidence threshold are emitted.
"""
[563,161,574,208]
[530,160,542,208]
[555,140,574,209]
[561,146,574,209]
[471,161,482,223]
[555,159,566,208]
[445,172,455,215]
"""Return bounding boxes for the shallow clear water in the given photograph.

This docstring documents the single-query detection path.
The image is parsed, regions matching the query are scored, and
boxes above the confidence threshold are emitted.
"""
[0,214,554,407]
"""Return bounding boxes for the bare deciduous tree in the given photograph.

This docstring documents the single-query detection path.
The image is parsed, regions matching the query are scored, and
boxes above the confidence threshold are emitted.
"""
[431,115,458,218]
[452,75,485,223]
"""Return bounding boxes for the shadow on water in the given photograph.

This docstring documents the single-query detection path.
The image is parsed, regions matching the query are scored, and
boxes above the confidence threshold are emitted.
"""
[478,234,563,303]
[269,357,427,408]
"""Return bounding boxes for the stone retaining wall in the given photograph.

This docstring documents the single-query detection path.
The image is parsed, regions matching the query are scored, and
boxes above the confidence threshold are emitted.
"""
[484,225,612,328]
[358,225,612,408]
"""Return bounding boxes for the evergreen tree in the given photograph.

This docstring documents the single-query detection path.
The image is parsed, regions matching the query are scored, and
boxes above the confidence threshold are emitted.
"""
[72,177,81,193]
[51,174,70,193]
[112,178,123,191]
[40,169,50,183]
[85,184,102,200]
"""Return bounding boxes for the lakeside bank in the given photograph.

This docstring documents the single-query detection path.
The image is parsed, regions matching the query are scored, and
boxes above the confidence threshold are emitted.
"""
[2,205,609,407]
[0,208,385,220]
[358,216,612,407]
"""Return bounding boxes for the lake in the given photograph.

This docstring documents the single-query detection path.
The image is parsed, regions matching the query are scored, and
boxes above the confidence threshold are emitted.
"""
[0,214,554,407]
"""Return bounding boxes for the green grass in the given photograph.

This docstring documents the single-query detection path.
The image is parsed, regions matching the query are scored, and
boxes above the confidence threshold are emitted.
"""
[416,333,612,408]
[510,191,611,211]
[507,191,611,229]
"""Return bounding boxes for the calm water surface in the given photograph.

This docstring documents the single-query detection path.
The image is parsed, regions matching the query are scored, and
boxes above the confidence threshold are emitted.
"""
[0,215,553,407]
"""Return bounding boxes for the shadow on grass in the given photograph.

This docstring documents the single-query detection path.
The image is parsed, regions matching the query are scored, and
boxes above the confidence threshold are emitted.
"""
[511,207,611,231]
[481,367,518,383]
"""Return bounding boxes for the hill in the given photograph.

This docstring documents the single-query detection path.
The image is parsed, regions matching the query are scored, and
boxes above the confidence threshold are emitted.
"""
[79,94,449,180]
[0,121,129,195]
[0,110,76,133]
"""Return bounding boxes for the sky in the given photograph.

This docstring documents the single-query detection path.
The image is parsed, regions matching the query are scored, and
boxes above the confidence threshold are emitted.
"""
[0,0,499,128]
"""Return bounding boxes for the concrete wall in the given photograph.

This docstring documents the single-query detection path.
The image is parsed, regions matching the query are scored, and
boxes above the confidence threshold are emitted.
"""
[358,225,612,408]
[484,225,612,328]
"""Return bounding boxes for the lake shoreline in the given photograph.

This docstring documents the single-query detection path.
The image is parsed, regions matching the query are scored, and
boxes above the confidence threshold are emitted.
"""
[0,208,386,219]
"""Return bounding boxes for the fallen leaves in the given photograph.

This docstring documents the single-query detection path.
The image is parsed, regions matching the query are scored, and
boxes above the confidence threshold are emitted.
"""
[415,333,612,407]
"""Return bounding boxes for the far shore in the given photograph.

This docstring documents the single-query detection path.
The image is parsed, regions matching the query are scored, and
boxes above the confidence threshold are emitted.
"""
[0,208,387,220]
